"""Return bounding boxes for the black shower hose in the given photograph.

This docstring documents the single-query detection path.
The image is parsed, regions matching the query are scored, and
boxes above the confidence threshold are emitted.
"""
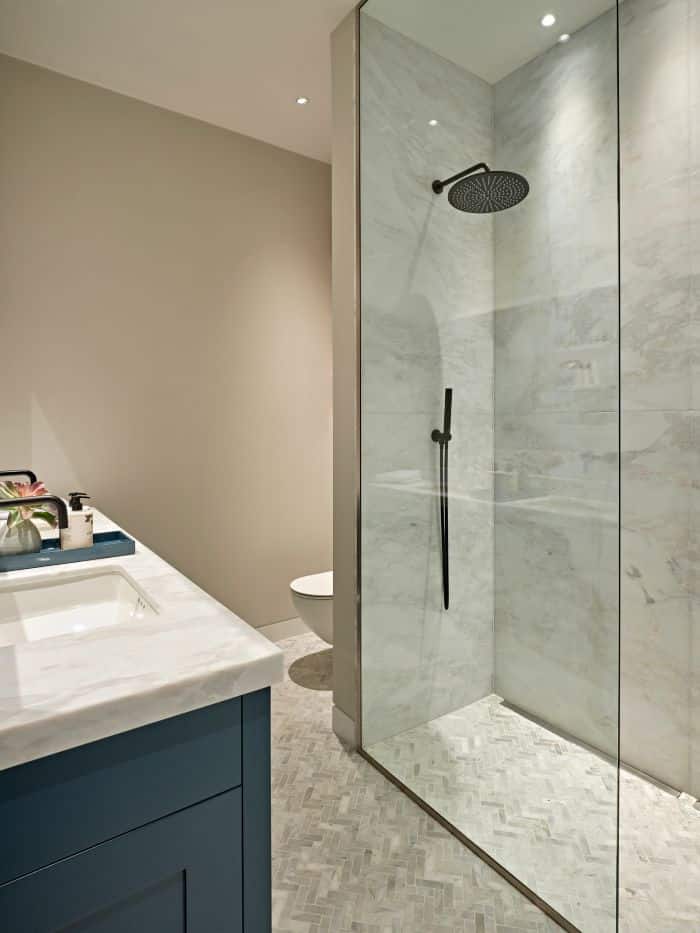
[432,387,452,611]
[438,436,449,610]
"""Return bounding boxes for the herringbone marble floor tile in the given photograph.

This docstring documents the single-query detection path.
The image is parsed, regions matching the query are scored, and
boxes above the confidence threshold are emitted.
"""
[369,694,700,933]
[369,697,617,932]
[271,634,560,933]
[619,778,700,933]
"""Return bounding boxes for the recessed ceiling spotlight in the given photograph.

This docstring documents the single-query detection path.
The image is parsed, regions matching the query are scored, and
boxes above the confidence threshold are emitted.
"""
[296,96,310,105]
[558,33,571,43]
[428,119,439,126]
[541,13,556,27]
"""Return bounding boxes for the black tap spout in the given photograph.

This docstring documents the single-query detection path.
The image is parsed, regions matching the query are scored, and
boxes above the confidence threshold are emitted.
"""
[0,470,38,484]
[0,496,69,529]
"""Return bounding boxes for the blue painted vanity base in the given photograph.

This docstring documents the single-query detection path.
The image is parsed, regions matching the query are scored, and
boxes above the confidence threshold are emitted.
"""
[0,530,136,573]
[0,689,271,932]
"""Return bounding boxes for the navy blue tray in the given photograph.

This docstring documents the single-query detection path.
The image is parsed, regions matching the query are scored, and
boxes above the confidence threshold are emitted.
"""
[0,531,136,573]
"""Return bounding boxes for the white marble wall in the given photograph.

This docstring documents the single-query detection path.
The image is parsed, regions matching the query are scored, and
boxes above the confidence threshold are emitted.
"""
[493,11,621,756]
[492,0,700,798]
[360,0,699,801]
[620,0,700,797]
[359,14,495,745]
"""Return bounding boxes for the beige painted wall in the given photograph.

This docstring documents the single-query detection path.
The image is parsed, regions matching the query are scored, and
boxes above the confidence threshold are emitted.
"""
[1,53,332,629]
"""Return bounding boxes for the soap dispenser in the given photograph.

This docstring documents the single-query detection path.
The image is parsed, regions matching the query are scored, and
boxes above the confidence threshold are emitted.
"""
[60,492,93,551]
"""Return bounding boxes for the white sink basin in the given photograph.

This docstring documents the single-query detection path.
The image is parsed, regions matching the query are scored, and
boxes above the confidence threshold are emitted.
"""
[0,568,158,648]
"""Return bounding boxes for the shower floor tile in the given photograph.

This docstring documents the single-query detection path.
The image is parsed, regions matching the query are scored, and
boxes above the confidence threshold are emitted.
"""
[271,634,560,933]
[367,696,700,933]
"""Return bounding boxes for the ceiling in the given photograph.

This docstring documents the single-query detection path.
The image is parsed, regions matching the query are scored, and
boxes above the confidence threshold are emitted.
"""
[0,1,616,164]
[0,0,356,164]
[365,0,616,84]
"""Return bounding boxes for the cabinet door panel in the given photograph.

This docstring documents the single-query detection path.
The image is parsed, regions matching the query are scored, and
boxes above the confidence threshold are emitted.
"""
[0,791,242,933]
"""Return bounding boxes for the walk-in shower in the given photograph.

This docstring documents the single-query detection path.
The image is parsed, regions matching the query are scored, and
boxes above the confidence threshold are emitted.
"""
[357,0,699,931]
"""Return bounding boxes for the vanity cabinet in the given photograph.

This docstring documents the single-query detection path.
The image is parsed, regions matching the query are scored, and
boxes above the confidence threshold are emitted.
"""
[0,689,271,933]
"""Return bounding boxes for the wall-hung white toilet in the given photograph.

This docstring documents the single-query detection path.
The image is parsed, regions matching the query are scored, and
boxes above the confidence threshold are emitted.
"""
[290,571,333,644]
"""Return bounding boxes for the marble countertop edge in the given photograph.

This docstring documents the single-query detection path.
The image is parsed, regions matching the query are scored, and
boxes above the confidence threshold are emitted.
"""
[0,649,283,772]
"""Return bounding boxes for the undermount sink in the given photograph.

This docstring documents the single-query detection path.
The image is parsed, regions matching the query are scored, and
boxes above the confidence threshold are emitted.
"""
[0,568,158,648]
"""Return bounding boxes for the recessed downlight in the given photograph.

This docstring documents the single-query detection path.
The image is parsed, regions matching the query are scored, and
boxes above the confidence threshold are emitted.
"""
[541,13,556,27]
[295,96,310,106]
[559,33,571,43]
[428,119,439,127]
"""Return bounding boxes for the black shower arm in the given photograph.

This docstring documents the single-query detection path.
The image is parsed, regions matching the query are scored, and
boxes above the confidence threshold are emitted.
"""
[433,163,490,195]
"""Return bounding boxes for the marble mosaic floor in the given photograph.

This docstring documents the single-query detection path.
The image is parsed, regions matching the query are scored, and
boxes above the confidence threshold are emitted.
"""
[271,633,560,933]
[368,696,700,933]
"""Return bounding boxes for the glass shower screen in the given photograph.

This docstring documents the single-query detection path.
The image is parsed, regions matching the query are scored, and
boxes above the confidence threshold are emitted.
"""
[358,2,621,930]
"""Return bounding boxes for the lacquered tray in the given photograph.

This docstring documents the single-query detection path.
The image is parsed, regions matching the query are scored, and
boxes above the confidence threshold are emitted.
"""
[0,531,136,573]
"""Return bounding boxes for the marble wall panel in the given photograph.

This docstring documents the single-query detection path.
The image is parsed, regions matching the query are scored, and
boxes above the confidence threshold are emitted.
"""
[359,14,495,746]
[620,0,700,795]
[492,0,700,799]
[495,505,619,754]
[621,411,695,786]
[493,11,620,759]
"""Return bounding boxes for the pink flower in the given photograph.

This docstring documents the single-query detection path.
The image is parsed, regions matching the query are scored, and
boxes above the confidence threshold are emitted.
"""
[0,481,48,499]
[0,480,57,528]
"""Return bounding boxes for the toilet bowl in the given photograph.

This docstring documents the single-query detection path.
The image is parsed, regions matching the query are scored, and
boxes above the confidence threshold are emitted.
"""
[290,571,333,644]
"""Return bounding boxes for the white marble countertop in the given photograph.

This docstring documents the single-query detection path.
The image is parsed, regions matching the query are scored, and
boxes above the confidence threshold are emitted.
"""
[0,511,283,772]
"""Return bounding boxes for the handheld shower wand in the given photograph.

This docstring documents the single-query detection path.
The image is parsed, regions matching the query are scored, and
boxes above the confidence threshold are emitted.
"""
[432,388,452,610]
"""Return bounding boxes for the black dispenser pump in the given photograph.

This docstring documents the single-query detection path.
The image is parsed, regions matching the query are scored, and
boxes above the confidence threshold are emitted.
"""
[68,492,91,511]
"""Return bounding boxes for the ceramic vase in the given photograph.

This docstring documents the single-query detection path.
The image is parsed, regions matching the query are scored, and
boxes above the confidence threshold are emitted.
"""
[0,518,42,556]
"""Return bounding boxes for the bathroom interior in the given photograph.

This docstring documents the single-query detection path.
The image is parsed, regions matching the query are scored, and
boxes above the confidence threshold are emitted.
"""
[0,0,698,930]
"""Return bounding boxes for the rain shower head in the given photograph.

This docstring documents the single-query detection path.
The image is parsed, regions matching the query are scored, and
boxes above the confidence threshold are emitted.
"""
[432,163,529,213]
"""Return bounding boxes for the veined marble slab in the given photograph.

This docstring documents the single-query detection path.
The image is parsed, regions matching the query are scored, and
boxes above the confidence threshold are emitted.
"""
[0,511,283,772]
[359,13,495,747]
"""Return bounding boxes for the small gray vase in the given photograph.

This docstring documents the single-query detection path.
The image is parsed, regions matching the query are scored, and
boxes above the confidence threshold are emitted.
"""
[0,518,42,556]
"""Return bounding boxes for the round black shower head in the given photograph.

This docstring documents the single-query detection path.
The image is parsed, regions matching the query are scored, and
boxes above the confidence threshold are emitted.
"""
[432,164,530,214]
[449,170,529,213]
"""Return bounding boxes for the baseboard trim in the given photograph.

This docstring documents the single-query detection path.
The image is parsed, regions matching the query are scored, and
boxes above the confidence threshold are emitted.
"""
[258,618,309,643]
[332,704,357,750]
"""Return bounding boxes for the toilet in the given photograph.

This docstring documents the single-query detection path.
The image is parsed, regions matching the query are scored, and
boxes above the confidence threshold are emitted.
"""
[290,571,333,644]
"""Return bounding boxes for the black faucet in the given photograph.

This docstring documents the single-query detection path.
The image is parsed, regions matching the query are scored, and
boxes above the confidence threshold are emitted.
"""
[0,496,69,529]
[0,470,38,484]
